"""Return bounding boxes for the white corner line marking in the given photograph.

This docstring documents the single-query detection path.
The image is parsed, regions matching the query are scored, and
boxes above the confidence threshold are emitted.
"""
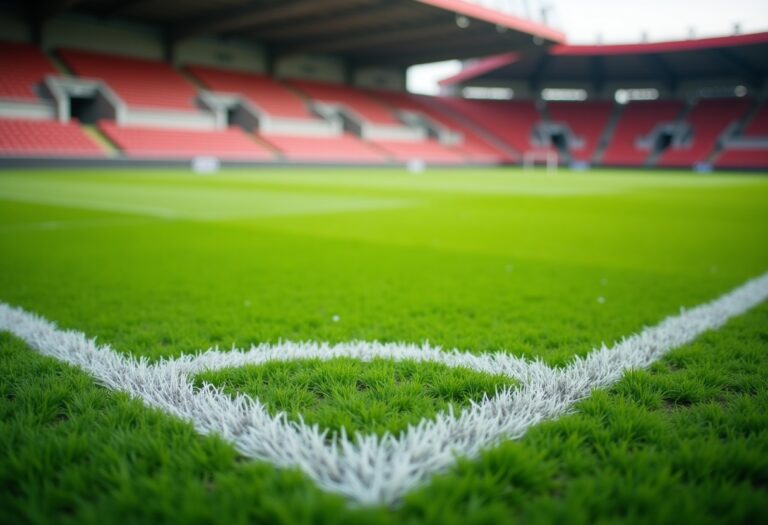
[1,271,768,506]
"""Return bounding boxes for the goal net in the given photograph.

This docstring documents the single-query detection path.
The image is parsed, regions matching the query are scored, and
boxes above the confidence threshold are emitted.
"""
[522,151,559,174]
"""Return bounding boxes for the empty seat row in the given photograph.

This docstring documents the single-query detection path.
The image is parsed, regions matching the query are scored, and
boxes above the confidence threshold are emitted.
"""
[58,49,200,111]
[715,149,768,168]
[99,122,272,160]
[373,139,467,164]
[547,101,614,162]
[658,98,752,167]
[187,65,315,121]
[0,41,57,101]
[369,89,511,163]
[260,133,386,163]
[437,98,556,159]
[0,118,104,156]
[742,102,768,136]
[98,122,474,164]
[600,101,684,166]
[287,79,401,126]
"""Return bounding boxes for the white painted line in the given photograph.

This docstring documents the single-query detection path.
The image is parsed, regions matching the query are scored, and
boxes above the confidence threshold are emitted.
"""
[1,271,767,505]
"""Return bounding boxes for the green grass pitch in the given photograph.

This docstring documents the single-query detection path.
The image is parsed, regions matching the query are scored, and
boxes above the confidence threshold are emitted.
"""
[1,167,767,524]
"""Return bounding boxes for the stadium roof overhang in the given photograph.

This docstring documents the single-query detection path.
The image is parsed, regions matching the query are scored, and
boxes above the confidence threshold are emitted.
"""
[439,32,768,90]
[21,0,566,66]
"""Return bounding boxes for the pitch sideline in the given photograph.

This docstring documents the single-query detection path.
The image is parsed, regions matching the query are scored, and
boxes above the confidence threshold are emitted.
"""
[1,271,767,505]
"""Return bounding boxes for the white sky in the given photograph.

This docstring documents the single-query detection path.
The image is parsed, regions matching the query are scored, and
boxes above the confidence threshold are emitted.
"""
[408,0,768,94]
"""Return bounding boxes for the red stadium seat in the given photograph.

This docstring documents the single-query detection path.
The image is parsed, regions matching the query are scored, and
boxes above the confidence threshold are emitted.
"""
[0,41,56,101]
[59,49,199,111]
[742,102,768,136]
[715,149,768,169]
[547,101,614,163]
[259,133,386,163]
[372,139,467,164]
[99,122,273,160]
[288,79,400,125]
[601,100,684,166]
[0,118,104,156]
[437,98,552,158]
[658,98,751,167]
[186,65,316,121]
[369,90,510,163]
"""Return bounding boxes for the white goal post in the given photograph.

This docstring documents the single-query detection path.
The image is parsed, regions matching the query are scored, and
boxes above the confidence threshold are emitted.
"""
[522,151,559,174]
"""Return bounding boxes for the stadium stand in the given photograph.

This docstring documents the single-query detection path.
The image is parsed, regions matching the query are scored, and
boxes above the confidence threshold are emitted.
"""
[437,98,551,157]
[714,100,768,168]
[259,133,386,163]
[601,100,684,166]
[0,41,56,101]
[742,102,768,136]
[1,17,766,170]
[0,117,103,156]
[369,90,511,163]
[186,65,315,121]
[58,49,199,111]
[451,134,512,163]
[373,139,467,164]
[658,98,752,167]
[546,101,614,163]
[99,122,272,160]
[715,149,768,169]
[288,79,401,125]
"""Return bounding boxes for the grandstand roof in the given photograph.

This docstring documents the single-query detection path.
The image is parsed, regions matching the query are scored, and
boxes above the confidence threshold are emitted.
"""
[440,32,768,89]
[22,0,565,66]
